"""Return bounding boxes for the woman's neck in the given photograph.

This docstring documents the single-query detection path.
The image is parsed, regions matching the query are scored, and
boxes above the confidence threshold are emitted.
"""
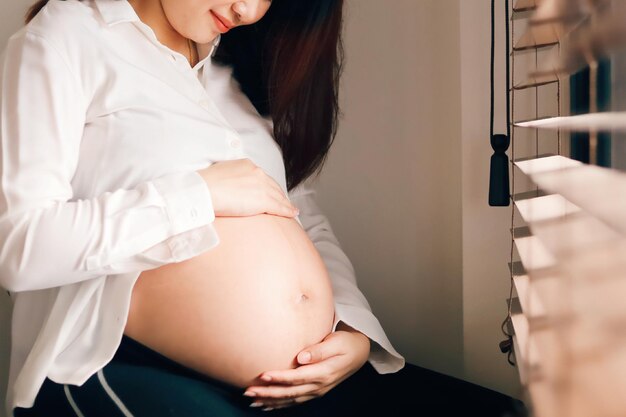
[127,0,196,65]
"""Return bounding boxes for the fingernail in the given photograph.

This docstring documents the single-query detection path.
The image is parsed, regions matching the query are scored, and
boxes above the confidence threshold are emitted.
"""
[261,374,272,382]
[262,407,275,412]
[299,352,311,363]
[249,402,263,408]
[243,391,257,397]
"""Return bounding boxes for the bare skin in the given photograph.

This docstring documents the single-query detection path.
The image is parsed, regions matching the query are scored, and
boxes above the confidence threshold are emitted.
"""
[123,1,371,410]
[124,212,337,388]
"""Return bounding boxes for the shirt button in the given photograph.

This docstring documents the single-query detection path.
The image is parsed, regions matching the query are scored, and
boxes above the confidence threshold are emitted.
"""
[230,139,241,148]
[198,99,210,111]
[190,208,198,218]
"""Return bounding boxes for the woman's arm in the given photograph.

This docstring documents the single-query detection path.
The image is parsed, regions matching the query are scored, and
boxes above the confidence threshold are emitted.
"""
[0,31,220,293]
[288,181,405,373]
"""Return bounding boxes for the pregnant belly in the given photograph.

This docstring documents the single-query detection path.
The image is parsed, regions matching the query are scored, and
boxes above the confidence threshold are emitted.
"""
[123,214,336,388]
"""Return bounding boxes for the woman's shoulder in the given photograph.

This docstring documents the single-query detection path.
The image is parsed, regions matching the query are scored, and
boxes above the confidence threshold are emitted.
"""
[18,0,101,50]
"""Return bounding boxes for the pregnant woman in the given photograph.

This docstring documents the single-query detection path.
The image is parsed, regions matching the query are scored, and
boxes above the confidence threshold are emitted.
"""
[0,0,406,416]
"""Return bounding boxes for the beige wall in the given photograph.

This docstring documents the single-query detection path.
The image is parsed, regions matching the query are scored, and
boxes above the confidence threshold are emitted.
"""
[311,0,527,399]
[459,0,525,399]
[313,0,465,380]
[0,1,527,415]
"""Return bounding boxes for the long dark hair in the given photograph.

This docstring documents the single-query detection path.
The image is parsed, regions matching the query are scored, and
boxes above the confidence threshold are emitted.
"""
[25,0,344,192]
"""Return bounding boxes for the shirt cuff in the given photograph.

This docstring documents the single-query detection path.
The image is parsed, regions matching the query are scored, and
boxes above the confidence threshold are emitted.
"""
[332,304,406,374]
[151,170,216,236]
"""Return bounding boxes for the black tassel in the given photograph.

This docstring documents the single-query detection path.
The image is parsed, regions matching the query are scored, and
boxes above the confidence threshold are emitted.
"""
[489,134,510,206]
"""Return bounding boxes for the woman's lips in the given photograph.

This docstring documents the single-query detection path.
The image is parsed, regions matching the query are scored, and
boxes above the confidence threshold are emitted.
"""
[210,11,232,33]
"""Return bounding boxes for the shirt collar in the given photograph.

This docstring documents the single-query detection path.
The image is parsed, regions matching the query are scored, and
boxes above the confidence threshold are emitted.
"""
[94,0,139,27]
[94,0,221,62]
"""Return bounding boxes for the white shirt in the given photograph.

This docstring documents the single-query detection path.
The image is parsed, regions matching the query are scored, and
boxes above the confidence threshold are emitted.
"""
[0,0,405,414]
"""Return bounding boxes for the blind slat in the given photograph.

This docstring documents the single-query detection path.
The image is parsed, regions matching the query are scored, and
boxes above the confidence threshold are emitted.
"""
[515,274,547,318]
[529,212,621,260]
[515,112,626,132]
[507,2,626,415]
[510,297,543,384]
[513,189,549,202]
[531,165,626,235]
[513,74,559,90]
[546,2,626,76]
[515,235,556,271]
[511,226,533,239]
[509,261,527,277]
[514,194,581,223]
[513,0,537,13]
[514,154,583,176]
[513,26,560,51]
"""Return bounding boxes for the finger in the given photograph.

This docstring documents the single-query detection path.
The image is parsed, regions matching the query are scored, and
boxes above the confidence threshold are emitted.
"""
[261,172,291,203]
[268,194,298,217]
[245,382,320,400]
[253,394,318,410]
[295,333,346,365]
[260,177,294,209]
[264,178,286,202]
[250,399,295,411]
[256,357,345,386]
[271,188,297,211]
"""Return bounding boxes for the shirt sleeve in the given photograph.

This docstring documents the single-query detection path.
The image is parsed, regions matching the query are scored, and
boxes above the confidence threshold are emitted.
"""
[288,182,405,374]
[0,31,220,293]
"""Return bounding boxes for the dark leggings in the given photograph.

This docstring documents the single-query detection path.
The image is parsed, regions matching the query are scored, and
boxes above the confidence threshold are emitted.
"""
[13,334,528,417]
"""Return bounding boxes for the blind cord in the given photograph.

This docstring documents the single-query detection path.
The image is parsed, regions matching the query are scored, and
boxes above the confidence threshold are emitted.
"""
[490,0,495,139]
[495,0,516,367]
[506,0,511,138]
[490,0,511,137]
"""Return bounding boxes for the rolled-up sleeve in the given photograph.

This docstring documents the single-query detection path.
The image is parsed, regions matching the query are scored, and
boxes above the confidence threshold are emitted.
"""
[0,31,220,293]
[288,182,405,374]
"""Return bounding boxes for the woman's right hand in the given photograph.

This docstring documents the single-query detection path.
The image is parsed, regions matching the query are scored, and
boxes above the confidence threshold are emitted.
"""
[196,158,299,218]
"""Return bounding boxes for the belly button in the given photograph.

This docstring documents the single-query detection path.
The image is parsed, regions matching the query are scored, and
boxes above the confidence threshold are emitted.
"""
[297,294,309,303]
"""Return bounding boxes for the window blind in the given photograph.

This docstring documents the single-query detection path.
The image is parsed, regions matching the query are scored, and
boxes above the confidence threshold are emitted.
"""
[506,1,626,416]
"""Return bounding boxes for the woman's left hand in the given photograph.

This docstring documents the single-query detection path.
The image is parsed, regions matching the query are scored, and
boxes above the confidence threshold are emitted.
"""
[243,321,371,411]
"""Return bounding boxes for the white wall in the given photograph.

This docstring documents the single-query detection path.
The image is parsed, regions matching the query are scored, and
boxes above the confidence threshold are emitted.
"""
[0,1,528,415]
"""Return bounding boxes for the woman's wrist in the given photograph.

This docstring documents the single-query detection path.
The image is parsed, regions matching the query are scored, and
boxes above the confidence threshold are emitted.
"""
[336,321,371,356]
